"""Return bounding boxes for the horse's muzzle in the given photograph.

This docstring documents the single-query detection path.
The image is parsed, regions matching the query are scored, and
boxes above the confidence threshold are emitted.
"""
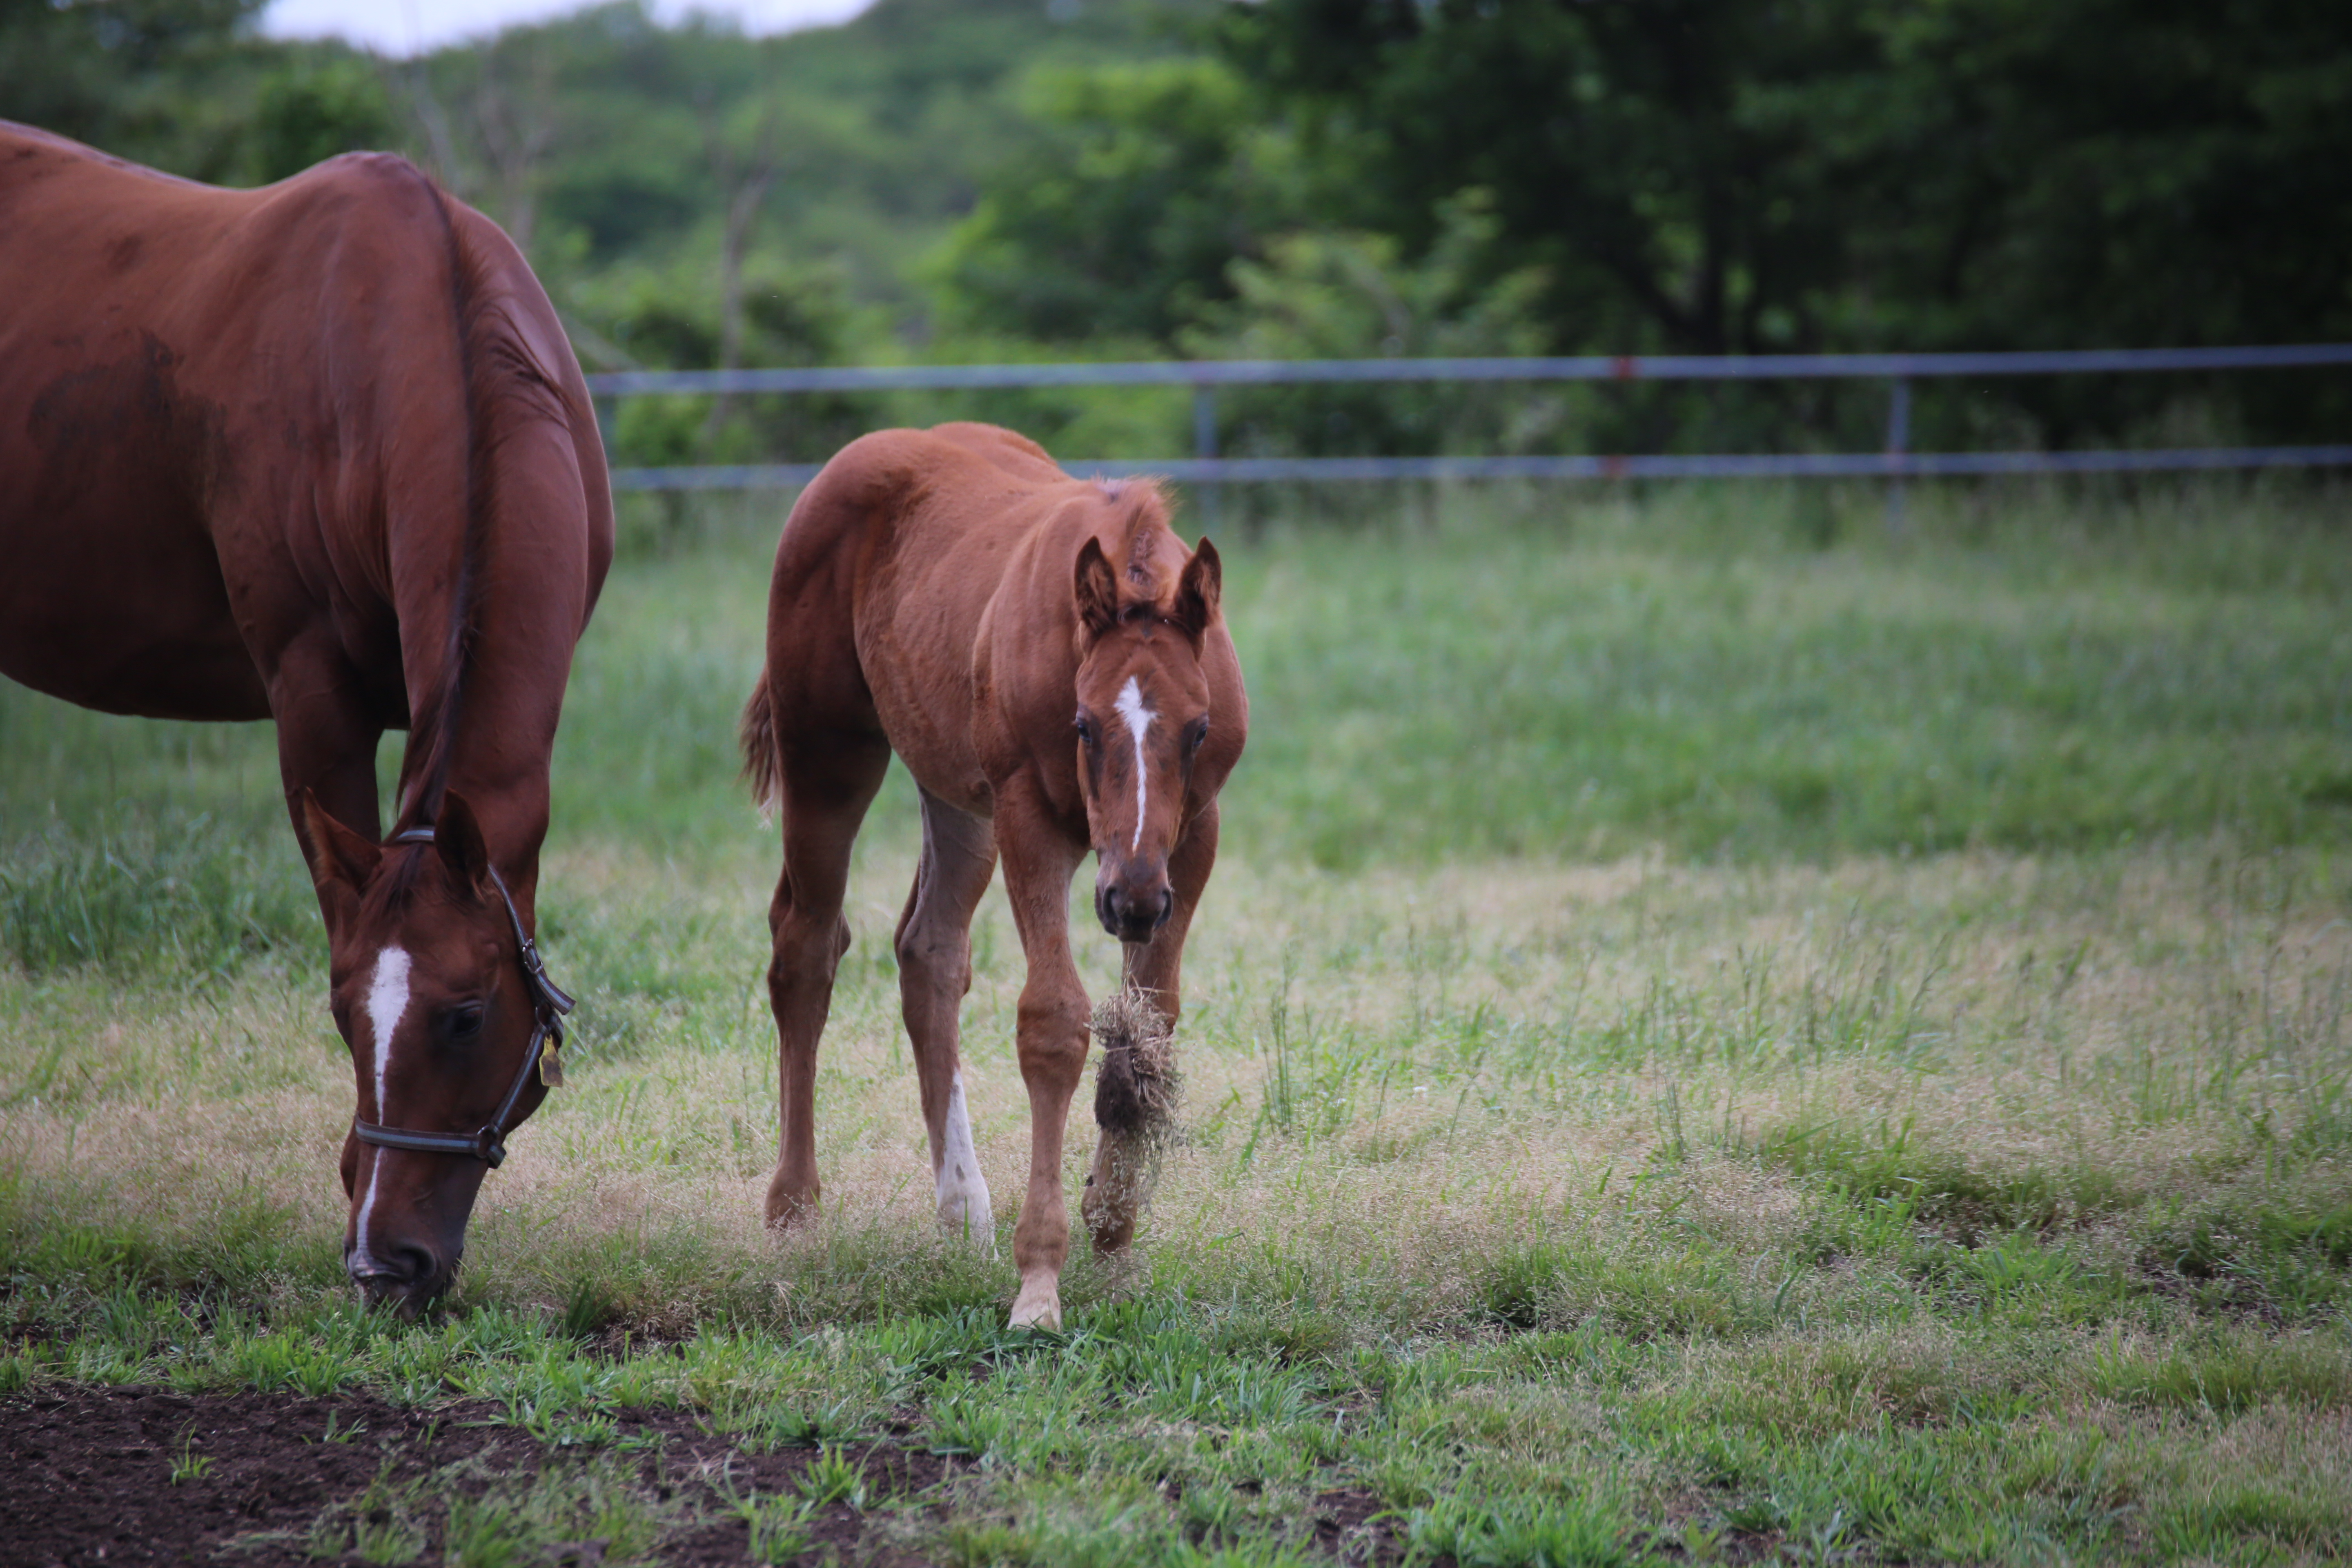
[1096,876,1173,943]
[347,1243,453,1319]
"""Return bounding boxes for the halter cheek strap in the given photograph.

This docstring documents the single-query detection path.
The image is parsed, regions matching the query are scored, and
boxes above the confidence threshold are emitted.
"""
[350,827,577,1169]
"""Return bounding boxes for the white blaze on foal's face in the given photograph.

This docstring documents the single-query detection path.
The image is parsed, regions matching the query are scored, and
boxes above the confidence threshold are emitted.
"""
[1114,675,1154,851]
[354,945,412,1256]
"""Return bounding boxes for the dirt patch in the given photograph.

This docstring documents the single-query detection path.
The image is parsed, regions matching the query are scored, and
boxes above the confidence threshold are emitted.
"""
[0,1386,962,1566]
[0,1389,1421,1565]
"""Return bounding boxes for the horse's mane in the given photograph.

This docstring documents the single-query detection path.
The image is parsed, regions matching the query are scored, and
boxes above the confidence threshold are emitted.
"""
[1096,478,1179,600]
[390,174,578,841]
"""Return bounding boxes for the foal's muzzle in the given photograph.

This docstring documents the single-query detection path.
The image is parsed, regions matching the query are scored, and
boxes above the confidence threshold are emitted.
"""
[1096,875,1173,943]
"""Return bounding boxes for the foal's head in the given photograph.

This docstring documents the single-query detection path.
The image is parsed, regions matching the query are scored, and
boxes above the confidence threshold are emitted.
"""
[1071,530,1229,942]
[301,791,561,1316]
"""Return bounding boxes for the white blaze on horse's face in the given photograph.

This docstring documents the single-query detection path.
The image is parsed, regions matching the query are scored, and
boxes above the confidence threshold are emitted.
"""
[354,945,412,1261]
[1114,676,1154,852]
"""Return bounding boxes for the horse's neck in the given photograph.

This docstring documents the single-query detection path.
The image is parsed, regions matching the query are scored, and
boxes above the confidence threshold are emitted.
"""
[392,528,579,906]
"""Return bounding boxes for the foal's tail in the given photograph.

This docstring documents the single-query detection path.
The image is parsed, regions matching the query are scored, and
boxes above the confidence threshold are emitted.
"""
[739,665,781,820]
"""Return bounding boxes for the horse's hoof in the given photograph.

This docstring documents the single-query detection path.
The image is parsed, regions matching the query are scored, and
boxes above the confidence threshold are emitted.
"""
[1008,1279,1062,1331]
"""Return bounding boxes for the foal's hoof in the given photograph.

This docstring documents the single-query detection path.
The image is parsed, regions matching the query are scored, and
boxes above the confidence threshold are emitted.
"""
[763,1180,820,1231]
[1008,1278,1062,1332]
[935,1176,996,1251]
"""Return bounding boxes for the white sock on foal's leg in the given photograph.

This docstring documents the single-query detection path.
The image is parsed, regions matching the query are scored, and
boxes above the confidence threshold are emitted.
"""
[934,1070,996,1246]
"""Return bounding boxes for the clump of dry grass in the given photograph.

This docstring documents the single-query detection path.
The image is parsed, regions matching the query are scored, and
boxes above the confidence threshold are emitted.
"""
[1090,985,1181,1145]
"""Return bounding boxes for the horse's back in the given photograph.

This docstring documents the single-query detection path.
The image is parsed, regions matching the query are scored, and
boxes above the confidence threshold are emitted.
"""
[0,124,609,724]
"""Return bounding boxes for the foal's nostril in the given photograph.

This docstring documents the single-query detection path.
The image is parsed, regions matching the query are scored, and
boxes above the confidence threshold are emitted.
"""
[1097,873,1173,940]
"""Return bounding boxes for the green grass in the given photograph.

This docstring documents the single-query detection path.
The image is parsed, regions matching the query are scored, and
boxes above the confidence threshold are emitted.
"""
[4,477,2352,1564]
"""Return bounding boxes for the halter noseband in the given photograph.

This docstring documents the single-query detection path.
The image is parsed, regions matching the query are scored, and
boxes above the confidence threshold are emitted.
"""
[350,827,577,1169]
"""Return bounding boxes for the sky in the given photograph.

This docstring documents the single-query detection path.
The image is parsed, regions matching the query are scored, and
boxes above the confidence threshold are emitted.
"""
[263,0,872,56]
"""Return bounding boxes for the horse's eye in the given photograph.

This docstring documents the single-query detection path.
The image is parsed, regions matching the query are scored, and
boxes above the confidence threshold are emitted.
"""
[444,1003,486,1042]
[1074,714,1097,746]
[1188,720,1210,752]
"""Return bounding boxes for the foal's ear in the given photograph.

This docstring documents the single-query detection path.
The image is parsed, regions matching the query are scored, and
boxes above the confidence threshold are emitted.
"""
[1172,538,1222,643]
[432,791,494,900]
[300,789,381,895]
[1074,536,1121,641]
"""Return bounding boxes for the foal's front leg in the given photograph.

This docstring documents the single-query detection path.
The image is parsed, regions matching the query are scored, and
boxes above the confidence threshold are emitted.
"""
[1085,802,1218,1255]
[993,782,1091,1330]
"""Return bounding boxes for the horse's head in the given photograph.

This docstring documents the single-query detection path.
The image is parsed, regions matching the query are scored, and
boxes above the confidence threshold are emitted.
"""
[1071,533,1230,942]
[300,789,566,1316]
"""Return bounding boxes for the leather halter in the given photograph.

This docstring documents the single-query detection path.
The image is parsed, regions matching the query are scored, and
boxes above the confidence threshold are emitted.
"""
[350,827,576,1169]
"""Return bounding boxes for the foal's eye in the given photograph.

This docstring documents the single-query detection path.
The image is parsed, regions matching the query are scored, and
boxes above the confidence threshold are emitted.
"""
[1187,720,1210,753]
[443,1003,486,1042]
[1074,714,1097,746]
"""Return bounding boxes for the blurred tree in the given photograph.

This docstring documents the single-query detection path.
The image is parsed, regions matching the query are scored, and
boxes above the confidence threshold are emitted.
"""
[1214,0,2352,441]
[0,0,267,180]
[251,57,397,182]
[1214,0,1877,358]
[1177,194,1557,458]
[931,56,1310,343]
[1818,0,2352,441]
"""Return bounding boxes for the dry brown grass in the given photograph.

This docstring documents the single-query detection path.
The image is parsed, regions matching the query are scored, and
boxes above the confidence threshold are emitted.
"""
[5,834,2344,1333]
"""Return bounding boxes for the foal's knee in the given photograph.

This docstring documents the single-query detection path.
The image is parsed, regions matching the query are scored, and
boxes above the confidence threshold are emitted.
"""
[1014,989,1089,1084]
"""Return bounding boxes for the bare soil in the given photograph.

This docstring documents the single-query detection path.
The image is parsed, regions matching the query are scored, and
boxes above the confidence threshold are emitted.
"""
[0,1387,1401,1565]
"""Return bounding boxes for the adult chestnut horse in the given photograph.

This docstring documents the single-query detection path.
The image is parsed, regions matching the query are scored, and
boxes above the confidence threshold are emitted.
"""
[0,124,613,1314]
[739,423,1246,1330]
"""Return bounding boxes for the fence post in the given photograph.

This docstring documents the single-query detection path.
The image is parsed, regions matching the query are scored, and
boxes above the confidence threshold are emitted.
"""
[593,395,617,463]
[1884,376,1912,533]
[1192,382,1221,532]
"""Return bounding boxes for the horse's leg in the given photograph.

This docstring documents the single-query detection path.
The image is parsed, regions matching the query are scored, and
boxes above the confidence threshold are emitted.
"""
[763,732,892,1228]
[1084,801,1219,1254]
[894,788,1000,1245]
[993,780,1091,1330]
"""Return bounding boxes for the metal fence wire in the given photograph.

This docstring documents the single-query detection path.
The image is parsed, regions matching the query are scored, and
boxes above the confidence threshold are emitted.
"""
[584,343,2352,493]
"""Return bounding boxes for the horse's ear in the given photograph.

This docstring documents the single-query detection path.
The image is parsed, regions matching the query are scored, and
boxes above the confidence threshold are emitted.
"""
[1074,536,1120,641]
[300,790,379,932]
[1172,538,1222,643]
[432,791,494,899]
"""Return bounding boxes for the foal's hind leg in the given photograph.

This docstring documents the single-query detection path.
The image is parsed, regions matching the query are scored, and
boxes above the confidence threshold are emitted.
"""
[762,732,891,1228]
[1085,802,1220,1255]
[894,788,1000,1244]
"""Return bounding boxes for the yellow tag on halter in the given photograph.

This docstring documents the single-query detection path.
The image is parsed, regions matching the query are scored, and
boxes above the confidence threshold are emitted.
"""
[538,1038,566,1089]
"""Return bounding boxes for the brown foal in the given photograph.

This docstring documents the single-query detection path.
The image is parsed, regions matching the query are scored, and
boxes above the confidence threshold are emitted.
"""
[739,423,1247,1329]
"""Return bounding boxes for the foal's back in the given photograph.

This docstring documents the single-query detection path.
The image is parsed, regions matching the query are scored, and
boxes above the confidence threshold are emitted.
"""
[759,422,1185,816]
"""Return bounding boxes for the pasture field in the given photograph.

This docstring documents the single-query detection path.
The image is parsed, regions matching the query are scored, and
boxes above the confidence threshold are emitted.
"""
[4,480,2352,1566]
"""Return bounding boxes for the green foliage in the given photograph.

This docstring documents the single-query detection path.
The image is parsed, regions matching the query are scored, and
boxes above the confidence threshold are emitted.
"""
[1401,1491,1632,1568]
[0,813,316,977]
[0,0,267,181]
[1178,193,1555,461]
[249,56,396,183]
[933,55,1305,343]
[1207,0,2352,446]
